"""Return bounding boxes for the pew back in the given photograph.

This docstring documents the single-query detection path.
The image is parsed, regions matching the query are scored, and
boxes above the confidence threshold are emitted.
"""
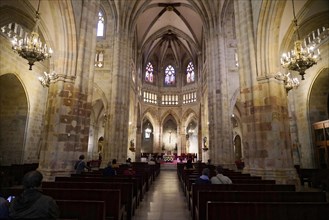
[206,201,329,220]
[56,200,106,220]
[196,191,327,220]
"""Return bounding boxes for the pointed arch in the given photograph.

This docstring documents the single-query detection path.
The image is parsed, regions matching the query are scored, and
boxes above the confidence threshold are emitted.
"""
[0,73,29,165]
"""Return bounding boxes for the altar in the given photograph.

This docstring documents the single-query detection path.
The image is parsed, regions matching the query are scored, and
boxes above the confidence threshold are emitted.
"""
[163,155,174,162]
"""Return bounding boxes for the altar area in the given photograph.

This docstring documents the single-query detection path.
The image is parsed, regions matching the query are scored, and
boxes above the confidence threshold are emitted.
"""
[163,154,175,162]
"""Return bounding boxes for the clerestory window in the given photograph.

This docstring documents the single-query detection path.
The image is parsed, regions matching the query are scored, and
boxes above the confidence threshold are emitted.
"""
[186,61,195,83]
[164,65,175,85]
[97,10,105,37]
[145,62,154,83]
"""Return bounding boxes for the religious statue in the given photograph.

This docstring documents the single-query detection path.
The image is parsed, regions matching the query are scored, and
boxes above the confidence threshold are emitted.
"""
[202,136,208,151]
[129,139,135,152]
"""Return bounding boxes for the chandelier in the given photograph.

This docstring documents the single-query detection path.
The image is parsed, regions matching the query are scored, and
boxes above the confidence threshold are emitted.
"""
[280,0,326,80]
[12,0,53,70]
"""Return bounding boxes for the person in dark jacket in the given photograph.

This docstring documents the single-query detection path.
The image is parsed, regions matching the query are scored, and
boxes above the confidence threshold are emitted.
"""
[9,170,59,219]
[195,168,211,184]
[103,161,117,176]
[0,195,9,219]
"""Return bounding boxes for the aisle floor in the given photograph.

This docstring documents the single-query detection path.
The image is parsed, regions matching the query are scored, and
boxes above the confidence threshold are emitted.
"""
[132,170,191,220]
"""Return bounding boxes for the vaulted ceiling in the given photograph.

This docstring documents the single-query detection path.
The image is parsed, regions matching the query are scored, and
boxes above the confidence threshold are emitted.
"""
[134,0,204,66]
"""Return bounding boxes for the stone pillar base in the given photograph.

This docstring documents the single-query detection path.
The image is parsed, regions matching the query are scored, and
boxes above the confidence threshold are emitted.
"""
[242,167,300,185]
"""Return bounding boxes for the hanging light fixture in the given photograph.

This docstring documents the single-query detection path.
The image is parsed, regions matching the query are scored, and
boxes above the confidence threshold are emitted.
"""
[275,72,299,93]
[11,0,53,70]
[280,0,327,80]
[38,71,58,87]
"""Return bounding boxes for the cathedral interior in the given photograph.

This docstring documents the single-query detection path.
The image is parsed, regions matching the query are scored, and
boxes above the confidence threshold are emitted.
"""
[0,0,328,184]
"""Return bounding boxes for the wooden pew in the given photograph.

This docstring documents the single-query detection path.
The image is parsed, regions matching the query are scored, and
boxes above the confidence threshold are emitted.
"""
[56,200,106,220]
[190,184,296,220]
[59,175,142,206]
[185,177,276,210]
[196,191,327,220]
[42,181,135,220]
[44,188,125,220]
[206,201,329,220]
[0,187,125,220]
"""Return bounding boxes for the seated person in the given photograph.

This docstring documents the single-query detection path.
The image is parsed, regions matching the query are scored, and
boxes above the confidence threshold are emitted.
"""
[126,158,132,164]
[0,195,9,219]
[9,170,59,219]
[184,158,195,170]
[211,165,232,184]
[195,168,211,184]
[111,159,120,168]
[103,161,117,176]
[123,164,136,176]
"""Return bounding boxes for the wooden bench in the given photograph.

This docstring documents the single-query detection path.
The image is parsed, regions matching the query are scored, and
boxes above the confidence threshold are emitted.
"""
[56,200,106,220]
[195,191,327,220]
[190,184,296,220]
[42,181,135,220]
[206,201,329,220]
[0,187,125,220]
[59,175,142,206]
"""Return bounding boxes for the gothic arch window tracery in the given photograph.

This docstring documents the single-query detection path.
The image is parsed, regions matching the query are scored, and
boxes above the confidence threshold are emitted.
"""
[97,10,105,37]
[164,65,176,86]
[186,61,195,83]
[145,62,154,83]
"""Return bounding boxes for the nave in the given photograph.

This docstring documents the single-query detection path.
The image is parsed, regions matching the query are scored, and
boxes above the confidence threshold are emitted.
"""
[133,170,190,220]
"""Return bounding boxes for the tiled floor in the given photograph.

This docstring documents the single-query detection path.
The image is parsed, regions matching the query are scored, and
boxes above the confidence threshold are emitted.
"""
[132,170,191,220]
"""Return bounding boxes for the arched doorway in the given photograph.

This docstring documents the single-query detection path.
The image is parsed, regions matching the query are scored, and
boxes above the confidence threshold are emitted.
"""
[142,119,154,153]
[186,120,198,154]
[0,74,28,165]
[162,115,178,154]
[234,135,242,161]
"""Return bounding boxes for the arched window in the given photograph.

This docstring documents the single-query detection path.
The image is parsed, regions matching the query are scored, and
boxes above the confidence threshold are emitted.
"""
[97,10,105,37]
[164,65,175,85]
[186,61,195,83]
[145,62,154,83]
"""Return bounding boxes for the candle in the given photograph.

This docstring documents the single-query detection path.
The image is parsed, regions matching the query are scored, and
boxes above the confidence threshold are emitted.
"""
[312,31,315,40]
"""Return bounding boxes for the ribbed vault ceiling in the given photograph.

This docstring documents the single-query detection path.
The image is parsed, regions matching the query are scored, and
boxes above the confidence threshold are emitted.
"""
[134,0,204,65]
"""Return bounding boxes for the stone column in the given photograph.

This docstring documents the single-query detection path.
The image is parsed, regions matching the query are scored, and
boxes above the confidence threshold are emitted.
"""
[38,0,100,181]
[234,0,297,184]
[206,25,234,166]
[103,31,132,164]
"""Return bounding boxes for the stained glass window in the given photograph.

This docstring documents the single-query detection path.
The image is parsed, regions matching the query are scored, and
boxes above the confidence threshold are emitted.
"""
[145,62,154,83]
[97,11,105,37]
[186,62,195,83]
[164,65,175,85]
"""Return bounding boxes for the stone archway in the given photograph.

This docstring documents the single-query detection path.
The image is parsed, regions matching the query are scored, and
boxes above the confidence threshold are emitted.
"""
[0,74,28,165]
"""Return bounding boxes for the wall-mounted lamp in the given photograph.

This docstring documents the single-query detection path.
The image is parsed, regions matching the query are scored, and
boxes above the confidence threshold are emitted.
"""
[274,72,299,93]
[38,71,58,87]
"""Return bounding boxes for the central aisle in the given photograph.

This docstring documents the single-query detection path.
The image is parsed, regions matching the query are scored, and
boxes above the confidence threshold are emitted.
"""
[132,170,191,220]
